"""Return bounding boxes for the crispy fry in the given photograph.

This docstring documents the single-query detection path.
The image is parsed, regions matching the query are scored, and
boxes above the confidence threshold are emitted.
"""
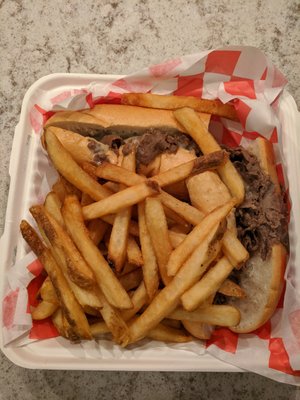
[145,197,172,285]
[159,191,204,225]
[82,181,160,220]
[218,279,246,298]
[168,230,187,248]
[95,162,204,225]
[126,235,144,267]
[20,220,92,340]
[127,224,221,344]
[181,256,234,311]
[90,282,148,338]
[88,219,108,245]
[52,309,68,338]
[32,301,58,320]
[60,176,82,200]
[121,282,148,321]
[121,93,238,121]
[62,196,133,310]
[40,276,59,304]
[138,202,159,300]
[30,205,95,290]
[173,108,244,203]
[222,230,249,269]
[168,305,241,327]
[52,178,67,203]
[100,214,139,237]
[182,321,213,340]
[44,129,112,201]
[108,149,136,271]
[44,192,64,227]
[147,324,192,343]
[167,199,236,276]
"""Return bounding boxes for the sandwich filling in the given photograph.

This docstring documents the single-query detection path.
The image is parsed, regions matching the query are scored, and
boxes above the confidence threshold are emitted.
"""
[226,146,288,261]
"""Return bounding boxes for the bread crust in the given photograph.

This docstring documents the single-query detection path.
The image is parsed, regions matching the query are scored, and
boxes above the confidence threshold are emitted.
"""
[45,104,211,134]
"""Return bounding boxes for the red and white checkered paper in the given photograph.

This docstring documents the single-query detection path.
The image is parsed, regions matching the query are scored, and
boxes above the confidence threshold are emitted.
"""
[3,46,300,384]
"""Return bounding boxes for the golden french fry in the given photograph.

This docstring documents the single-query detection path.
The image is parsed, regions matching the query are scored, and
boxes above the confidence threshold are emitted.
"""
[145,197,172,285]
[88,219,109,245]
[90,282,148,338]
[29,210,103,311]
[62,196,133,310]
[31,301,58,320]
[108,150,136,271]
[127,224,221,344]
[147,324,192,343]
[121,282,148,322]
[52,178,67,203]
[121,93,238,121]
[138,202,159,300]
[44,129,112,201]
[218,279,246,298]
[181,256,234,311]
[82,181,160,220]
[126,235,143,267]
[153,151,228,187]
[168,305,241,327]
[182,320,213,340]
[167,199,236,276]
[40,277,59,304]
[186,171,231,213]
[173,108,244,203]
[44,192,64,227]
[30,205,95,290]
[100,214,139,237]
[95,162,204,225]
[226,209,238,236]
[168,230,187,249]
[60,175,82,200]
[222,230,249,269]
[159,191,204,225]
[20,220,92,340]
[119,268,143,291]
[51,309,64,335]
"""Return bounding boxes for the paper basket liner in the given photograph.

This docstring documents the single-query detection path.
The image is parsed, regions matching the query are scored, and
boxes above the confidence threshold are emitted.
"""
[2,46,300,385]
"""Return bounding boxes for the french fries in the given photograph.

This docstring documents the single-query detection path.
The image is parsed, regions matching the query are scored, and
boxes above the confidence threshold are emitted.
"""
[145,197,172,285]
[45,129,112,201]
[44,191,65,227]
[222,230,249,269]
[32,301,58,320]
[138,202,159,300]
[20,220,92,340]
[168,305,241,327]
[108,149,136,271]
[218,279,246,298]
[127,223,222,344]
[181,256,234,311]
[121,93,238,121]
[173,107,244,203]
[30,205,95,290]
[126,235,144,267]
[82,181,160,220]
[62,195,133,310]
[167,199,236,276]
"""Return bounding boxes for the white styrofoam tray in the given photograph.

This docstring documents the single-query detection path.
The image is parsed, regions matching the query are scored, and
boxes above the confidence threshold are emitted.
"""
[0,73,299,370]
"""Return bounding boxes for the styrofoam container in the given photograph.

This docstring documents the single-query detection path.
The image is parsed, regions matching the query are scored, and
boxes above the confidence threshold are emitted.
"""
[0,73,299,371]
